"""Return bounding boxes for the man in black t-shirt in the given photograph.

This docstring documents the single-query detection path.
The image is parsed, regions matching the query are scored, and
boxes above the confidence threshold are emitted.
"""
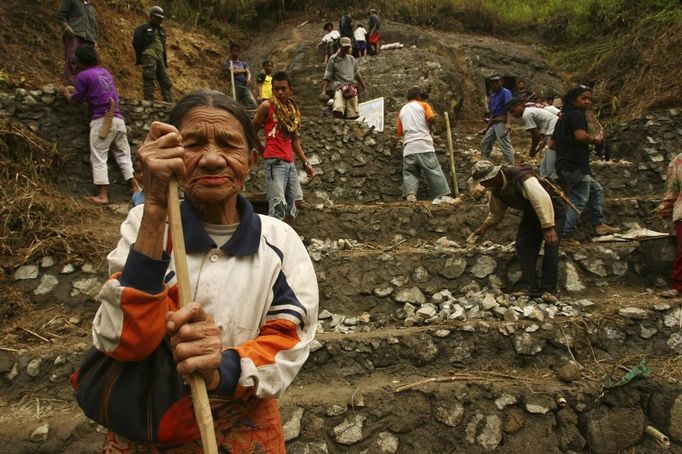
[551,85,619,245]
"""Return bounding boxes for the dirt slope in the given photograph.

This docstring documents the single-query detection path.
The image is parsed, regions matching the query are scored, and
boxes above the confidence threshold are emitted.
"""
[0,0,231,97]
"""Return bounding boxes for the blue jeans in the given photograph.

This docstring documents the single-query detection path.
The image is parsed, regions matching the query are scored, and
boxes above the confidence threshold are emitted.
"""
[481,122,514,164]
[539,147,557,180]
[559,169,605,237]
[235,84,258,109]
[264,158,303,220]
[402,152,451,197]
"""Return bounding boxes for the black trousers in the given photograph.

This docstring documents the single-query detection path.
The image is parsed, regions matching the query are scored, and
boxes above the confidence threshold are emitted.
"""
[515,201,565,296]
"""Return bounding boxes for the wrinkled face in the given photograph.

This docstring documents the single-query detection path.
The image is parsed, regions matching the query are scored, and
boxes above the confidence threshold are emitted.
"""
[230,47,240,60]
[263,62,274,74]
[272,79,291,102]
[179,107,251,205]
[575,90,593,110]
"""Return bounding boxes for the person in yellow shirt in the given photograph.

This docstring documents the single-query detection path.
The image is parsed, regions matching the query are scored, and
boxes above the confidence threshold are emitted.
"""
[256,60,274,103]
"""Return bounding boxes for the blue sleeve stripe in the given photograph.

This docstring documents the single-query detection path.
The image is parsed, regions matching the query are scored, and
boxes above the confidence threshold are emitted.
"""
[212,350,241,397]
[118,246,170,294]
[270,271,307,315]
[267,309,305,327]
[264,239,284,262]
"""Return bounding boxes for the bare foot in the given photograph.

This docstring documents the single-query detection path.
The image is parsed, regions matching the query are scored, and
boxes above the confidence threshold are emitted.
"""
[85,195,108,205]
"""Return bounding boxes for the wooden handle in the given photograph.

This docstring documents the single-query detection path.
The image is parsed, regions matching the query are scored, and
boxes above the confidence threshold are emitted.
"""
[229,61,237,100]
[444,112,459,197]
[167,178,219,454]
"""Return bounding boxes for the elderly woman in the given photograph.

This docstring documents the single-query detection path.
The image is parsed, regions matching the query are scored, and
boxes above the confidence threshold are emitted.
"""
[75,90,318,452]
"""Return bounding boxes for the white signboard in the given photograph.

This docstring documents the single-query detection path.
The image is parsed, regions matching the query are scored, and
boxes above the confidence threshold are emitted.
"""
[357,97,384,132]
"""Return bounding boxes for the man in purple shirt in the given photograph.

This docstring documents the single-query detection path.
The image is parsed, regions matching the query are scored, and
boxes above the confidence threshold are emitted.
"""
[478,75,515,164]
[59,46,138,204]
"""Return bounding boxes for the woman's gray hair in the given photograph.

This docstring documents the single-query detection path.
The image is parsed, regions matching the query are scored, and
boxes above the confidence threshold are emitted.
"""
[167,89,255,151]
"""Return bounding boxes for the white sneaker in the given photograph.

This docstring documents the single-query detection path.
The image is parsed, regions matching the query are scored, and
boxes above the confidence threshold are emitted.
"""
[406,193,417,202]
[432,195,456,205]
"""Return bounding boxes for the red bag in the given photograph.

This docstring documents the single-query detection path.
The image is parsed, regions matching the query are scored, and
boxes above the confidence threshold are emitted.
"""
[368,32,380,45]
[341,83,357,99]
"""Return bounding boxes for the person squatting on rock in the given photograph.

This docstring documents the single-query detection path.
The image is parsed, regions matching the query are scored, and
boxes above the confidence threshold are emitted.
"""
[479,75,515,164]
[253,72,315,222]
[551,85,619,246]
[317,22,341,64]
[321,37,367,120]
[56,0,99,85]
[656,152,682,298]
[397,86,457,205]
[469,161,564,303]
[72,90,318,452]
[507,97,559,180]
[225,43,258,109]
[58,46,138,205]
[256,60,274,103]
[132,6,172,102]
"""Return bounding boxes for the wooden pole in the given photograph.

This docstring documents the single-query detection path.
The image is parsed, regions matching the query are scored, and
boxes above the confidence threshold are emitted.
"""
[229,61,237,100]
[443,112,459,197]
[167,179,219,454]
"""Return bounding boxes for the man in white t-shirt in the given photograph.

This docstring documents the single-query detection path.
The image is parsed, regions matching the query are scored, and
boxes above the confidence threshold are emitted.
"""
[397,86,455,204]
[507,97,559,180]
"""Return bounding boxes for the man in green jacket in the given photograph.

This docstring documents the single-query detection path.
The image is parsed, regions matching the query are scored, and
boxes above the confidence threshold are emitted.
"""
[132,6,172,102]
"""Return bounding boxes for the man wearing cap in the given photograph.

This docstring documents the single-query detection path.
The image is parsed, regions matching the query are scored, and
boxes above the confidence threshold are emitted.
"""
[507,97,559,180]
[132,6,172,102]
[479,76,515,164]
[397,86,456,204]
[321,37,367,119]
[56,0,100,85]
[469,161,564,303]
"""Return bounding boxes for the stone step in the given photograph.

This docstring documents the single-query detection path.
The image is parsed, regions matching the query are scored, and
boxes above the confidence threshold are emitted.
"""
[310,242,666,317]
[3,299,679,400]
[3,367,679,454]
[293,196,665,245]
[299,301,682,384]
[243,116,665,204]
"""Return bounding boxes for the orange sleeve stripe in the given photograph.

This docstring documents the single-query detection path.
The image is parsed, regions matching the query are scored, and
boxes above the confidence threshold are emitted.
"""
[232,319,300,369]
[420,101,434,121]
[112,284,178,362]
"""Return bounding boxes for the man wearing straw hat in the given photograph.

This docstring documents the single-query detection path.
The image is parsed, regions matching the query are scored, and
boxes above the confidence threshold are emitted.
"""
[468,160,564,303]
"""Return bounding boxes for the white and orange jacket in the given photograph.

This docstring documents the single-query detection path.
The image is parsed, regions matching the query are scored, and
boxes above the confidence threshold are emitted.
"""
[91,195,318,448]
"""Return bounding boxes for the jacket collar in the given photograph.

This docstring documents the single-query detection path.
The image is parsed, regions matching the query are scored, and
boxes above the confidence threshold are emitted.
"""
[180,195,262,256]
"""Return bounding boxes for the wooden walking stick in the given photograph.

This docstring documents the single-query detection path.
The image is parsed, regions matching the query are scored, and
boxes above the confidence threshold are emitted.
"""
[229,61,237,100]
[167,178,219,454]
[443,112,460,197]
